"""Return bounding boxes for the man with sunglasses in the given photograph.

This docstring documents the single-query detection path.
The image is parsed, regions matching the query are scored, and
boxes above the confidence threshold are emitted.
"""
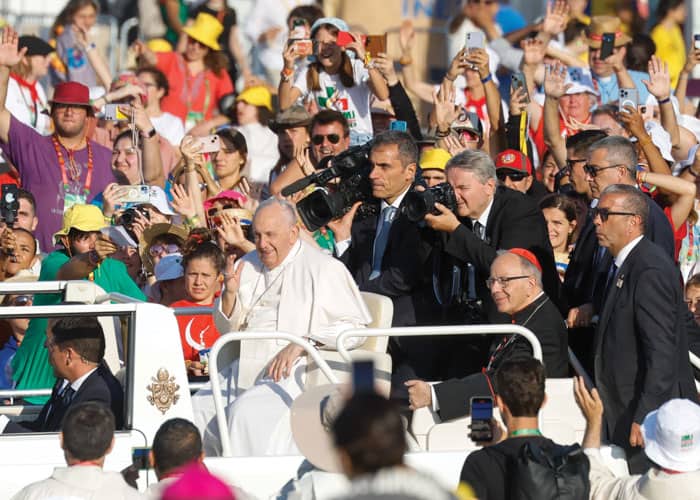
[494,149,548,202]
[590,184,698,473]
[309,109,350,166]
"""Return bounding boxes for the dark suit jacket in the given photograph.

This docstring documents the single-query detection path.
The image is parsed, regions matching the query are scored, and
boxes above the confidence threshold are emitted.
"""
[339,198,433,327]
[4,363,123,433]
[564,195,674,312]
[434,293,569,421]
[594,237,698,449]
[442,186,562,318]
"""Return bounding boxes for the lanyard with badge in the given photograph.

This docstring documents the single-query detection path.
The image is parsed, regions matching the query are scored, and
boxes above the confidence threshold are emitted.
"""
[51,134,93,212]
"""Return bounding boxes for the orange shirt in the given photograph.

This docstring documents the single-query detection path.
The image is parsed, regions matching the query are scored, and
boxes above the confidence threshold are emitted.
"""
[156,52,234,123]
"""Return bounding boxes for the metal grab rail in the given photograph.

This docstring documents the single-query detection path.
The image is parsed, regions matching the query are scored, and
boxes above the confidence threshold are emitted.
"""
[118,17,140,70]
[0,389,51,398]
[209,332,339,457]
[691,352,700,371]
[336,324,543,363]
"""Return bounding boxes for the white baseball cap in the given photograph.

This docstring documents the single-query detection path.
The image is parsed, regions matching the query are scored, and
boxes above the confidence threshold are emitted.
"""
[137,186,175,216]
[154,253,184,282]
[564,68,599,97]
[642,399,700,472]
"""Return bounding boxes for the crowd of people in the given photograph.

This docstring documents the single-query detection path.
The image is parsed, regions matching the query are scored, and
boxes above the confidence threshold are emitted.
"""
[1,0,700,498]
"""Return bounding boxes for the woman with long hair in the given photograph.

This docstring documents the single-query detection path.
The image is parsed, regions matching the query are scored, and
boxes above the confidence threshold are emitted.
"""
[134,12,234,132]
[7,36,53,135]
[279,17,389,146]
[539,194,579,281]
[49,0,101,90]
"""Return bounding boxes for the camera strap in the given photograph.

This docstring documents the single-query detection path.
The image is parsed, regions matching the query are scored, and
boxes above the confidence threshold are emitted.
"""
[431,251,461,307]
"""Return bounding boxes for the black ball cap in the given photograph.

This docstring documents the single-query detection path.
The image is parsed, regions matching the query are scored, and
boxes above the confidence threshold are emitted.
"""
[18,35,54,57]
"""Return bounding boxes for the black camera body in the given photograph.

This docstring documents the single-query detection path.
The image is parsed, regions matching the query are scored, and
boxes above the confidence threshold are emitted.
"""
[402,182,457,222]
[284,142,376,231]
[119,206,150,241]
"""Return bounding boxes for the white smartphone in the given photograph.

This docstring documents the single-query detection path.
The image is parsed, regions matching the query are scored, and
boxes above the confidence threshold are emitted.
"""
[113,185,150,204]
[196,135,221,153]
[619,88,639,113]
[465,32,485,52]
[694,34,700,50]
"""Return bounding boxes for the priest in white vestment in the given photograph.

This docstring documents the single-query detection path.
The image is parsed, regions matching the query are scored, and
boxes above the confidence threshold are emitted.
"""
[192,198,371,456]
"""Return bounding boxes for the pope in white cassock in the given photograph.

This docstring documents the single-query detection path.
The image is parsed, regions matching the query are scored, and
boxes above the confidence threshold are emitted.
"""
[192,198,371,455]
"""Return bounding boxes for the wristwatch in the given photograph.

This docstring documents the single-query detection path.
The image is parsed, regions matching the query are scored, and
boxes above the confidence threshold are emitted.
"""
[141,128,157,139]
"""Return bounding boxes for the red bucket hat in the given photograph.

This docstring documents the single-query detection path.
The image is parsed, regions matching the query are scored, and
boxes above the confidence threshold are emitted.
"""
[49,81,92,110]
[495,149,533,176]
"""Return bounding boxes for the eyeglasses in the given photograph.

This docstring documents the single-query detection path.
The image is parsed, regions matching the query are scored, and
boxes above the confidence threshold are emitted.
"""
[590,207,637,222]
[149,243,180,257]
[207,203,238,218]
[312,133,341,145]
[583,163,624,177]
[497,171,528,182]
[485,275,531,289]
[565,158,586,171]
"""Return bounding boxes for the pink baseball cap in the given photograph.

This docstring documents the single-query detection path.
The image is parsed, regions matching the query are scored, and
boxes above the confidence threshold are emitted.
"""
[203,190,248,211]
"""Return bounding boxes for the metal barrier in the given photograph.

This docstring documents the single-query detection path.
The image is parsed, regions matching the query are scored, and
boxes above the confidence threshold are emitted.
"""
[691,351,700,371]
[209,332,339,457]
[336,324,543,363]
[118,17,140,71]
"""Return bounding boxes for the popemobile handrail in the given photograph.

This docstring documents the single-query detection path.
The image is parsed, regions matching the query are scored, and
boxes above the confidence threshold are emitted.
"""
[209,332,340,457]
[691,352,700,371]
[335,324,544,364]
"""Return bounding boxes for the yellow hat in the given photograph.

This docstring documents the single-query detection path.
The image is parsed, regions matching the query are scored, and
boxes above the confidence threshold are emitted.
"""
[53,204,107,242]
[420,148,452,171]
[236,85,273,111]
[146,38,173,53]
[182,12,223,51]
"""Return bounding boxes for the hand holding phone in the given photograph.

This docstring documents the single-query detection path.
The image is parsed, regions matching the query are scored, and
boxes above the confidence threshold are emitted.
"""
[465,32,485,52]
[599,32,615,60]
[694,34,700,50]
[510,72,530,104]
[619,88,639,113]
[196,135,221,153]
[469,396,494,443]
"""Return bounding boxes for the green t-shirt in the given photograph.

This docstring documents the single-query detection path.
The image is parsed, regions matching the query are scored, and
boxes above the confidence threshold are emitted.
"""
[11,250,146,404]
[160,0,189,46]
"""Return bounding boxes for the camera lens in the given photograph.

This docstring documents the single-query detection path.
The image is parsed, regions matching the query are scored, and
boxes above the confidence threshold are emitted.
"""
[403,190,434,222]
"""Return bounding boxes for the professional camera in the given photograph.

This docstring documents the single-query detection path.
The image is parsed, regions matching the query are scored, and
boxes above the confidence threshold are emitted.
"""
[0,184,18,225]
[402,182,457,222]
[281,142,375,231]
[119,206,150,241]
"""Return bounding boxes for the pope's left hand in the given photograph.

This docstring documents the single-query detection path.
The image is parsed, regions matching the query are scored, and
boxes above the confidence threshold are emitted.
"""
[268,344,305,382]
[424,202,461,233]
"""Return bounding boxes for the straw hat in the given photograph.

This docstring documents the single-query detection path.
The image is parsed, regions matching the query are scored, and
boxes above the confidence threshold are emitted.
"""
[584,16,631,49]
[290,384,346,473]
[182,13,223,51]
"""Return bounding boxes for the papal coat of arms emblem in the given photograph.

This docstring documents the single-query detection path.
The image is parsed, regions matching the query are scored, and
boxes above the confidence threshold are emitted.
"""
[146,368,180,414]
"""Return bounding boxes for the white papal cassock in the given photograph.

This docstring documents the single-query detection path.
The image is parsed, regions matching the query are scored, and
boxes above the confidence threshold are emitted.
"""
[192,239,371,455]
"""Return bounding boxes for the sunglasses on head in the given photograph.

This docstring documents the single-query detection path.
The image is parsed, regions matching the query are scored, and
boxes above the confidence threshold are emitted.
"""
[590,206,637,222]
[312,133,341,145]
[207,203,238,218]
[149,243,180,257]
[497,170,528,182]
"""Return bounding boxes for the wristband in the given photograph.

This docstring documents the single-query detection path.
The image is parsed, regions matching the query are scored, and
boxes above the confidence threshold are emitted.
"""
[86,42,97,52]
[685,165,700,178]
[436,128,451,138]
[399,56,413,66]
[280,67,294,82]
[480,73,492,84]
[657,96,671,105]
[140,128,157,139]
[444,73,457,82]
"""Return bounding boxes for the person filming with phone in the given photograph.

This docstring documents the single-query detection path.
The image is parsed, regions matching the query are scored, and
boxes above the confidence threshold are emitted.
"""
[406,249,568,421]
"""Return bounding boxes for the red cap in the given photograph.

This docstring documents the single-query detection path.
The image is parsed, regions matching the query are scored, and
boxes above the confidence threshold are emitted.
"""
[495,149,532,176]
[49,81,91,107]
[508,248,542,272]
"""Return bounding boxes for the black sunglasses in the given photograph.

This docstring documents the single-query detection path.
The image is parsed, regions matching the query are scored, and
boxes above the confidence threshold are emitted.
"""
[8,295,31,306]
[497,171,528,182]
[312,134,341,145]
[584,163,624,178]
[590,207,637,222]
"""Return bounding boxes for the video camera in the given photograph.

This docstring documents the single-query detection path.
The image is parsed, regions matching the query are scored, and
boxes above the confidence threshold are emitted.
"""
[0,184,19,226]
[281,142,376,231]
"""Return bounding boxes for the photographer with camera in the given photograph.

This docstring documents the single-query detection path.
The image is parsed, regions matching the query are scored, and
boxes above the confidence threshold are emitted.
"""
[424,150,561,325]
[329,130,434,389]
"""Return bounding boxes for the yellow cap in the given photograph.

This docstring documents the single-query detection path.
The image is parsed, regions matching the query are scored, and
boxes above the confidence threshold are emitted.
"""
[236,85,273,112]
[53,204,107,242]
[146,38,172,53]
[182,12,223,51]
[420,148,451,171]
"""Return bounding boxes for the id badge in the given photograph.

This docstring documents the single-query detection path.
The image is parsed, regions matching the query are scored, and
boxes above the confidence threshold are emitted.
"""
[185,111,204,132]
[63,191,87,213]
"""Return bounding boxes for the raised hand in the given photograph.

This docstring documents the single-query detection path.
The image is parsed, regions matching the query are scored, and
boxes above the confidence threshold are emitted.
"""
[464,47,490,79]
[179,135,204,166]
[373,53,399,86]
[509,85,529,116]
[223,254,244,296]
[0,27,26,68]
[216,211,248,249]
[169,183,196,219]
[446,48,469,81]
[642,55,671,99]
[344,32,367,62]
[543,61,571,99]
[399,19,416,55]
[521,37,546,67]
[541,0,569,37]
[282,42,298,71]
[618,104,646,138]
[444,134,467,156]
[684,47,700,74]
[433,82,459,132]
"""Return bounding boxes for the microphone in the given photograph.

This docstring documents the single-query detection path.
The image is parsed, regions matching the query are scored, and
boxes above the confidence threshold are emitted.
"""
[281,175,315,197]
